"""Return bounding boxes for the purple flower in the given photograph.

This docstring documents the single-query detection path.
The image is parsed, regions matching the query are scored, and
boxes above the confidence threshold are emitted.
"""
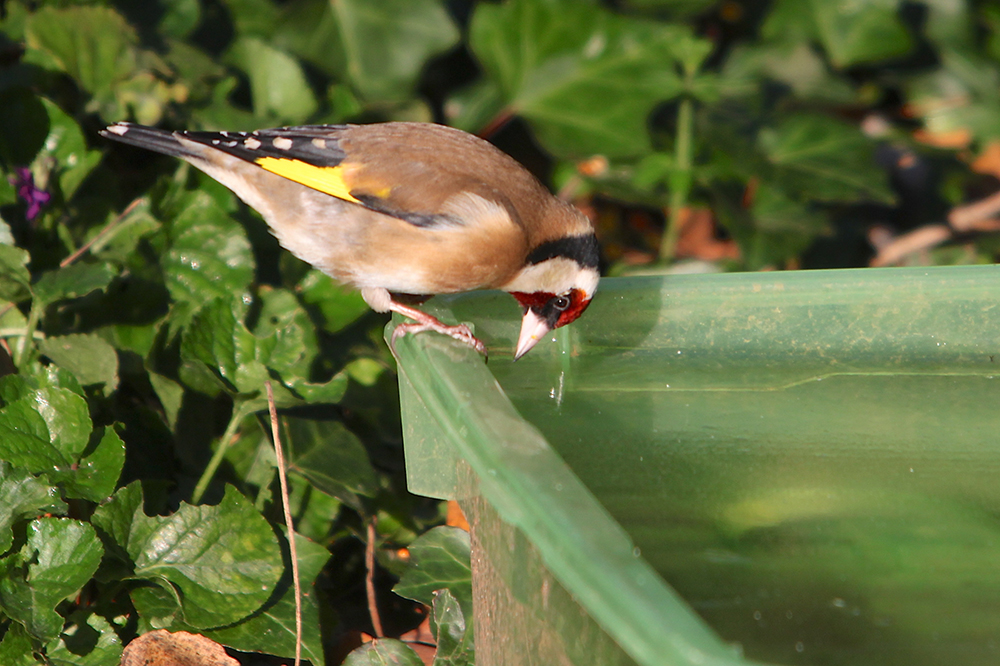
[10,167,51,221]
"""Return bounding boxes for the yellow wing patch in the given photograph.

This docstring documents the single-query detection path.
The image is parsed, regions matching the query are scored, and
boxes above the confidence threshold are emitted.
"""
[255,156,362,204]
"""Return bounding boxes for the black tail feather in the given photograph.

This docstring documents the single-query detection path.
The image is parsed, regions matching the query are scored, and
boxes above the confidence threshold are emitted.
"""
[99,122,194,159]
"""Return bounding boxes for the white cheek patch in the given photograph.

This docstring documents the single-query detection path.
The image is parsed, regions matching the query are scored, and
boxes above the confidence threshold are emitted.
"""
[502,258,599,299]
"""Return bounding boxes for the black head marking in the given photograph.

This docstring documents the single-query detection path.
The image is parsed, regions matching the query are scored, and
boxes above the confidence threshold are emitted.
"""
[526,233,600,269]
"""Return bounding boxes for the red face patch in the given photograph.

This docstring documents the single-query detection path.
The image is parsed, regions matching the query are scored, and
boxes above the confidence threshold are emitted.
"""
[556,288,592,327]
[511,288,592,329]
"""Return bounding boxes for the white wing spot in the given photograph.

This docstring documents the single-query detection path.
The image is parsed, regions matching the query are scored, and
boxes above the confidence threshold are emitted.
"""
[244,136,262,150]
[312,138,327,149]
[273,137,293,150]
[220,131,230,137]
[106,124,128,136]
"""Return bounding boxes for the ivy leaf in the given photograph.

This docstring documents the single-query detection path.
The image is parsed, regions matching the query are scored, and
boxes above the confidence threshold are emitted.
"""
[0,377,93,474]
[37,99,102,200]
[0,245,32,303]
[393,526,472,620]
[283,373,349,404]
[469,0,694,157]
[45,613,124,666]
[23,6,139,117]
[429,589,474,666]
[285,417,378,505]
[226,36,318,124]
[99,485,283,629]
[297,270,370,334]
[0,461,66,554]
[750,182,829,235]
[31,386,93,463]
[180,297,263,395]
[762,0,913,68]
[163,191,255,309]
[809,0,912,68]
[58,427,125,503]
[90,482,142,563]
[758,113,895,205]
[905,51,1000,144]
[344,639,423,666]
[204,531,330,666]
[253,288,319,382]
[327,0,459,104]
[39,333,119,392]
[32,262,117,308]
[0,518,103,642]
[0,623,35,666]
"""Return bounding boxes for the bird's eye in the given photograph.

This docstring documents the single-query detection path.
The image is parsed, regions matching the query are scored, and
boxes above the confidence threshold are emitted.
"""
[553,295,571,311]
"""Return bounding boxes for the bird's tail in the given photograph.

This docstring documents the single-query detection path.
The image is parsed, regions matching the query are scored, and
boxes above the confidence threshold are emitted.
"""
[100,122,195,159]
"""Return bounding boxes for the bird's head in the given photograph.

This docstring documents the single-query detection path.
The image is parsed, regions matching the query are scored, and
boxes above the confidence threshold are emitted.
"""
[504,233,600,360]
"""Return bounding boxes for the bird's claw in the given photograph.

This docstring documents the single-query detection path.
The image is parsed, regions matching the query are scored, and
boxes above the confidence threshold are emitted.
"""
[391,321,488,359]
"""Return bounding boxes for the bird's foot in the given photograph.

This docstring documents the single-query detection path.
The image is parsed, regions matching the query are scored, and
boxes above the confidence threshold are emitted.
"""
[391,321,487,357]
[387,301,487,358]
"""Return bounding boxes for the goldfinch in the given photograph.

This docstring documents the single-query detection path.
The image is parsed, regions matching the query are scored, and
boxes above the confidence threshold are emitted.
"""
[101,122,599,359]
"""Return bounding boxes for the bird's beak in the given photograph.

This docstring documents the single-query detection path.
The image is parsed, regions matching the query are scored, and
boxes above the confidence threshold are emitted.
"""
[514,309,551,360]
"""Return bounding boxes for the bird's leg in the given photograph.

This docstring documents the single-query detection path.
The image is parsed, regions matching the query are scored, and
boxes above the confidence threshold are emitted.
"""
[388,301,488,357]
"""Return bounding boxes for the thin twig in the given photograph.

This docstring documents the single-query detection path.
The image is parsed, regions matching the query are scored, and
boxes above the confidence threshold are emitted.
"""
[477,109,513,140]
[365,518,384,638]
[267,380,302,666]
[60,197,144,267]
[949,189,1000,232]
[869,224,951,267]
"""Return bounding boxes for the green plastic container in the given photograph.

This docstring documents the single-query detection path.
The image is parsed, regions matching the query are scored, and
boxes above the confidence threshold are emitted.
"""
[391,265,1000,666]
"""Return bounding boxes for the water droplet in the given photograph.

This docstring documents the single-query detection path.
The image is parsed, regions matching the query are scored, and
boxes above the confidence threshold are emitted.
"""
[795,642,804,653]
[632,547,641,557]
[753,611,762,621]
[832,598,846,608]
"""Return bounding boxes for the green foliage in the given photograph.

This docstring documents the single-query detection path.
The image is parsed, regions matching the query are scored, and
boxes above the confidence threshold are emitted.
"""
[467,0,695,157]
[344,638,425,666]
[0,0,998,664]
[393,527,472,621]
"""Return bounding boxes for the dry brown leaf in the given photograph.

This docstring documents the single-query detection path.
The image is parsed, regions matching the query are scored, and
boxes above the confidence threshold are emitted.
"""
[674,208,740,262]
[399,616,435,666]
[912,127,972,149]
[971,141,1000,178]
[576,155,609,178]
[120,630,237,666]
[446,501,470,531]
